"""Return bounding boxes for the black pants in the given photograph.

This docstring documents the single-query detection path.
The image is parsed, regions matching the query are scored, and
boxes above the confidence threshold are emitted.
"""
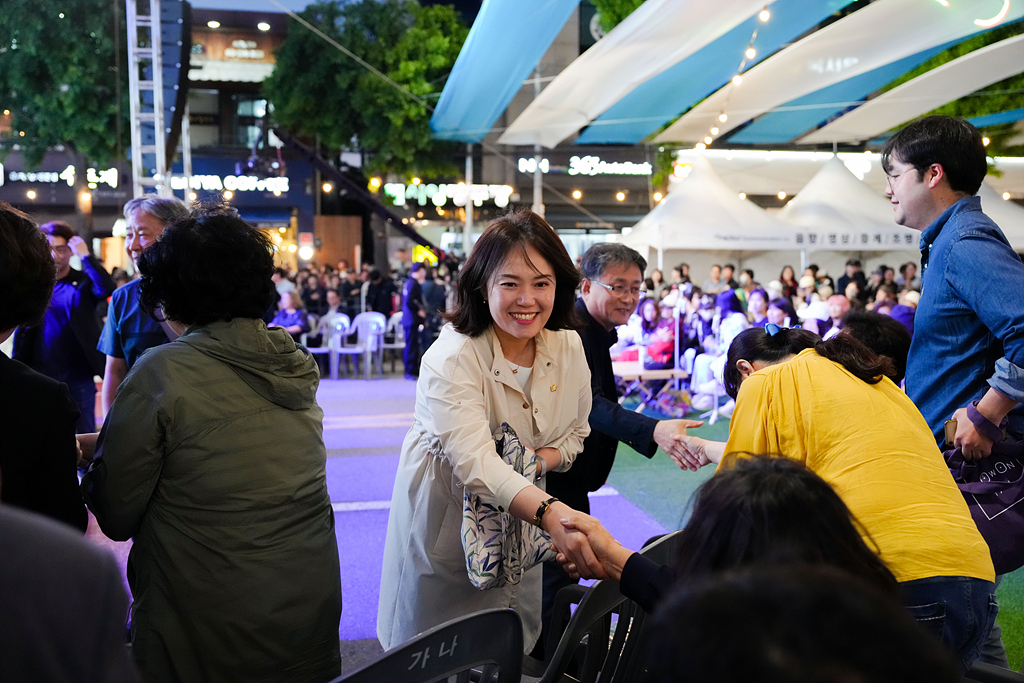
[403,322,421,377]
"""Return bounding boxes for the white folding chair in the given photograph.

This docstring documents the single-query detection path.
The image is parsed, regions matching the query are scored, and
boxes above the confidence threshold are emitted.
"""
[335,312,386,379]
[382,312,405,373]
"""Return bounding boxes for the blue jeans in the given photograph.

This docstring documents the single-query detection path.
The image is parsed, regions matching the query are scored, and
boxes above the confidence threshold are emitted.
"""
[901,576,998,675]
[66,379,97,434]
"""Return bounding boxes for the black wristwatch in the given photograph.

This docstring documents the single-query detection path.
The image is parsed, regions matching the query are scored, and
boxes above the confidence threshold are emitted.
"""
[533,497,559,527]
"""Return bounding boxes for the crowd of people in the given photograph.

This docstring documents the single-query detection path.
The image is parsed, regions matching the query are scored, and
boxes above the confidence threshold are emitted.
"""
[2,114,1023,682]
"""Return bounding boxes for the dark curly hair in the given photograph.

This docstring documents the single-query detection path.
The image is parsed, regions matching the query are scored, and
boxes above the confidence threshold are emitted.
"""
[138,206,276,325]
[446,209,580,336]
[0,203,56,331]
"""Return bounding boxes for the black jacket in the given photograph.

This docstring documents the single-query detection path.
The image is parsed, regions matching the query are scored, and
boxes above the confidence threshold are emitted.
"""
[546,299,658,509]
[0,353,87,531]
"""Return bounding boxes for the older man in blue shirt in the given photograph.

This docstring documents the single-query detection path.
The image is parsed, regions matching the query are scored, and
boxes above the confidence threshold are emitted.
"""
[884,116,1024,669]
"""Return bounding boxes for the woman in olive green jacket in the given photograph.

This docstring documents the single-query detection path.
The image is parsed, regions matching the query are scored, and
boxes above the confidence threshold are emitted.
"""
[82,208,342,683]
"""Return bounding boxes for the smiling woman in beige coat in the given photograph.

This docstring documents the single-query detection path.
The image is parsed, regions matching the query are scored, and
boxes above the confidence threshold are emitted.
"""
[378,210,602,653]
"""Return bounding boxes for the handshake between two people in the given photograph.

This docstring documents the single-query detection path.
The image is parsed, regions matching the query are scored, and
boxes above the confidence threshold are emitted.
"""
[550,425,728,582]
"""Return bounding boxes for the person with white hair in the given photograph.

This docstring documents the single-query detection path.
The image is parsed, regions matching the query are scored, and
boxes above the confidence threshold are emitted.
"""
[98,196,189,412]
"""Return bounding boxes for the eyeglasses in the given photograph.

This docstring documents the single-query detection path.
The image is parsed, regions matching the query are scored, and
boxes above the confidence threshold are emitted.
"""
[591,280,641,298]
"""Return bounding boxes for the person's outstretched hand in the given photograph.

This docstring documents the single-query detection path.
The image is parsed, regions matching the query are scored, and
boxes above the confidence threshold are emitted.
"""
[555,514,634,582]
[653,419,704,470]
[543,504,608,582]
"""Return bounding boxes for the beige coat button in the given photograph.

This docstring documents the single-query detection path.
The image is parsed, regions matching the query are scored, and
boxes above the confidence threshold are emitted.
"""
[522,402,530,409]
[550,384,557,392]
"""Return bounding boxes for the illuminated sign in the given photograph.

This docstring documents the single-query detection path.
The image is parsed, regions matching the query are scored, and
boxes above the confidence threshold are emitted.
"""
[567,155,651,176]
[168,174,289,193]
[224,40,266,59]
[3,164,117,188]
[518,157,550,173]
[384,182,513,208]
[518,155,653,176]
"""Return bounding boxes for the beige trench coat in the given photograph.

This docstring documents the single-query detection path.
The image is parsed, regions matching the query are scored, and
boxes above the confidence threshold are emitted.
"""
[377,324,592,652]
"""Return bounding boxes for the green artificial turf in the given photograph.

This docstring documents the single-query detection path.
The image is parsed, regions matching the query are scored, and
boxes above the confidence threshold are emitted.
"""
[607,404,1024,670]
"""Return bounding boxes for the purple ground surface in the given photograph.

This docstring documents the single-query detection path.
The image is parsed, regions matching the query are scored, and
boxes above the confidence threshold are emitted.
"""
[86,377,670,644]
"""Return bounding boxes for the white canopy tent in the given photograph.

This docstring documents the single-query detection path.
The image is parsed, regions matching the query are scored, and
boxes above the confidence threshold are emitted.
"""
[979,182,1024,251]
[656,0,1024,144]
[777,156,919,251]
[802,34,1024,144]
[621,155,803,276]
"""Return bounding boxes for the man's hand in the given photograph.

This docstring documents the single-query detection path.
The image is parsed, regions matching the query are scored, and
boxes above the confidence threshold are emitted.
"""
[77,433,99,467]
[555,514,633,581]
[953,407,995,460]
[653,419,704,471]
[67,235,90,257]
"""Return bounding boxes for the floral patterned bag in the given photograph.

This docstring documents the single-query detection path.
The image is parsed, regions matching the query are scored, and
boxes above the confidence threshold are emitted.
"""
[461,422,557,590]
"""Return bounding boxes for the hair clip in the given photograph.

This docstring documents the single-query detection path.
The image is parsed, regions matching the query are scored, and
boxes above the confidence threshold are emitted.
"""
[766,323,788,337]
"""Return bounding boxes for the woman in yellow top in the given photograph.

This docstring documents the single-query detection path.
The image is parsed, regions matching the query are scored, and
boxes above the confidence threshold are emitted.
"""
[679,324,995,674]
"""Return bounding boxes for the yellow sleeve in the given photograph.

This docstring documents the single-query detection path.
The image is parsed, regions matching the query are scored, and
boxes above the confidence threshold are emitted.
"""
[722,374,782,465]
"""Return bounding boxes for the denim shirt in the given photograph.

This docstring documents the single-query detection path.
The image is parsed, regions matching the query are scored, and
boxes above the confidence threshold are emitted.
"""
[906,196,1024,442]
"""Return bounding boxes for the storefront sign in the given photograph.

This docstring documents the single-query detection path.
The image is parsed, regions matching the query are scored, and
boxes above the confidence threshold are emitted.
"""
[516,155,653,176]
[1,164,118,189]
[567,155,652,176]
[383,182,513,208]
[168,174,289,193]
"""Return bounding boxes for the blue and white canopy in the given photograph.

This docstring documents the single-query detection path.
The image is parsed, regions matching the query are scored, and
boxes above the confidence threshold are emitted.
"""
[431,0,1024,148]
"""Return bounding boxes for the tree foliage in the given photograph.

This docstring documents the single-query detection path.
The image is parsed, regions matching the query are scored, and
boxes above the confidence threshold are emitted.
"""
[591,0,645,33]
[264,0,468,178]
[880,18,1024,156]
[0,0,128,167]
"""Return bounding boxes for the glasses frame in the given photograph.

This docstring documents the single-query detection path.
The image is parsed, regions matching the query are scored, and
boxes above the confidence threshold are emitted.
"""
[590,279,641,299]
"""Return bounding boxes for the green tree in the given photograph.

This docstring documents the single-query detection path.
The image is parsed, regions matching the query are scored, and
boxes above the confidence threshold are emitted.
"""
[0,0,128,168]
[264,0,468,178]
[592,0,645,33]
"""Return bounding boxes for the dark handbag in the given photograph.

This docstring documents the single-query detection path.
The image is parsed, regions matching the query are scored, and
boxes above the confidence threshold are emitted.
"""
[945,440,1024,574]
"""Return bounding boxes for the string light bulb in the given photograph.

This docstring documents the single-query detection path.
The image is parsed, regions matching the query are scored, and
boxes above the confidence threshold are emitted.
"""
[759,8,770,21]
[983,137,991,146]
[732,74,742,85]
[1004,192,1012,200]
[719,113,728,123]
[777,191,787,200]
[745,47,756,59]
[704,136,713,144]
[710,126,720,135]
[695,142,707,151]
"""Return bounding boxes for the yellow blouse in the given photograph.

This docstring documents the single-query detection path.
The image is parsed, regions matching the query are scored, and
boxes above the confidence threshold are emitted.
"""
[722,349,994,583]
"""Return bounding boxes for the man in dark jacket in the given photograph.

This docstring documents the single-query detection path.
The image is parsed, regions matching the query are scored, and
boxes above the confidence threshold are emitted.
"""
[13,221,115,432]
[540,243,702,648]
[0,205,87,531]
[401,262,428,379]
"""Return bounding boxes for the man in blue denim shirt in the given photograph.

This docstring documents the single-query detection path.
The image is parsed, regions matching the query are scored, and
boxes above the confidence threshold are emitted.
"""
[884,117,1024,455]
[883,115,1023,668]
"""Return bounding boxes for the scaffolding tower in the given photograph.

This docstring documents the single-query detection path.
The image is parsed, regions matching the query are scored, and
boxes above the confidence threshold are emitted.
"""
[126,0,191,199]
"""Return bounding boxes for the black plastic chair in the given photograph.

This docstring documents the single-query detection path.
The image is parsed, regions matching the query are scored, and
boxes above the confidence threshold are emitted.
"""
[527,531,682,683]
[966,662,1024,683]
[333,608,522,683]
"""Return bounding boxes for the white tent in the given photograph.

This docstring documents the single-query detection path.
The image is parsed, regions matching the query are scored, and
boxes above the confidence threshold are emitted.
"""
[979,182,1024,251]
[777,156,920,252]
[622,155,799,257]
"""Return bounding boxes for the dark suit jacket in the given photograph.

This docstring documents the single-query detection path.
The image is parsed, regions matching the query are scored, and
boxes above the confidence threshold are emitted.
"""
[0,353,88,531]
[401,277,425,326]
[0,505,139,682]
[546,299,658,511]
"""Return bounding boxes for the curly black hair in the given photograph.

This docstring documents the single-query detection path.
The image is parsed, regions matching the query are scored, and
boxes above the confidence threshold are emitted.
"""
[137,206,276,325]
[0,203,55,331]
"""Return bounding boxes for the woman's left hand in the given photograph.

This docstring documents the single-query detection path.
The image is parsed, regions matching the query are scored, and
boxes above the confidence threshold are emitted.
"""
[535,447,560,475]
